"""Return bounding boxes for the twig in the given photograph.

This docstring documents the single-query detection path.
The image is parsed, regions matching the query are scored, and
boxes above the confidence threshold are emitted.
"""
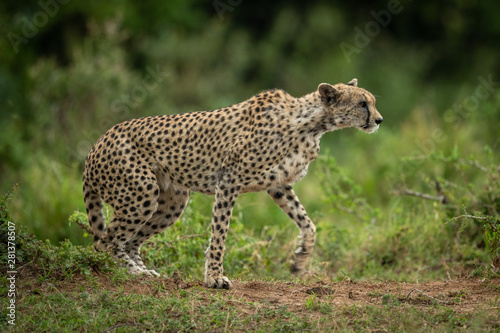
[460,159,488,172]
[74,218,93,234]
[335,205,365,221]
[406,288,451,304]
[18,248,42,273]
[455,215,500,234]
[394,189,447,203]
[454,214,498,221]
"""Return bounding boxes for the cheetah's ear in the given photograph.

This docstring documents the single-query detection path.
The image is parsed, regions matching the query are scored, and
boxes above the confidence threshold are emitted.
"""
[318,83,340,106]
[347,78,358,87]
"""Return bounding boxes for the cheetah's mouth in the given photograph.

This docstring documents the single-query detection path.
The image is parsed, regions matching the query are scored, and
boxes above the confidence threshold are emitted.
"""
[360,124,379,133]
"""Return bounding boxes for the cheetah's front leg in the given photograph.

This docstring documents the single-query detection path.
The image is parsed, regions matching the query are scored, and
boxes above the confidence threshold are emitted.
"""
[205,184,239,289]
[268,186,316,273]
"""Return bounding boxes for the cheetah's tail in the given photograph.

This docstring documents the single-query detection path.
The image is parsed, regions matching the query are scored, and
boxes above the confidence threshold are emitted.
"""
[83,185,107,251]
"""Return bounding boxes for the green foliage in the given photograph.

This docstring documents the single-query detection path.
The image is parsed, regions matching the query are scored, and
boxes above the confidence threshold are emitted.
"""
[479,215,500,260]
[1,191,120,284]
[67,210,91,235]
[310,142,500,281]
[411,148,500,274]
[1,0,499,285]
[0,185,36,269]
[34,239,121,281]
[317,153,380,222]
[304,294,334,313]
[8,156,87,244]
[0,185,15,225]
[434,148,500,269]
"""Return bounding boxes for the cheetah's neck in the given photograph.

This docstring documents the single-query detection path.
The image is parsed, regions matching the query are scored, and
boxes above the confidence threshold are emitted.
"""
[291,91,337,136]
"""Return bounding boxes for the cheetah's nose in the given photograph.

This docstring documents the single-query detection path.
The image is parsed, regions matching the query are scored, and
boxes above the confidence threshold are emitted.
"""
[375,118,383,125]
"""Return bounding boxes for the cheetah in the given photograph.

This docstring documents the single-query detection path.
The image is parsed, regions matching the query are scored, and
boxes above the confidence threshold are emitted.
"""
[83,78,383,289]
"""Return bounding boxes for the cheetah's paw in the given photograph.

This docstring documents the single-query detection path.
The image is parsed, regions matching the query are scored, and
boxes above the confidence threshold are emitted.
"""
[127,266,147,275]
[126,264,158,276]
[147,269,160,277]
[205,276,232,289]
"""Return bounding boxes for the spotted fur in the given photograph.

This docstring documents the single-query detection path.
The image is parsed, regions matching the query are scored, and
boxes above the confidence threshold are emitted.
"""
[83,78,383,289]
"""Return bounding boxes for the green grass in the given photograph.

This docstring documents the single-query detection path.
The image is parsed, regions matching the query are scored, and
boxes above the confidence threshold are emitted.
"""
[2,191,500,332]
[2,275,499,332]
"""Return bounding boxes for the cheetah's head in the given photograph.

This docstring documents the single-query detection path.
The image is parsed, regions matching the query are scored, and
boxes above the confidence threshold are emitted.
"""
[318,78,383,133]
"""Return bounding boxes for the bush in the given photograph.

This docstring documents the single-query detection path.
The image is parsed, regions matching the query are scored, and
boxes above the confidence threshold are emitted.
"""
[1,189,120,283]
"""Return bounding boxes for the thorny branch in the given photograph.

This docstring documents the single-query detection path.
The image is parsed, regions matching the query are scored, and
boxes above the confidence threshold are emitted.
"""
[395,189,447,203]
[393,180,449,204]
[455,215,500,235]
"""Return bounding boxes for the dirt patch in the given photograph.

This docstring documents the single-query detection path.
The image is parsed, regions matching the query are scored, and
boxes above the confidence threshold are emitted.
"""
[17,266,500,315]
[220,278,500,314]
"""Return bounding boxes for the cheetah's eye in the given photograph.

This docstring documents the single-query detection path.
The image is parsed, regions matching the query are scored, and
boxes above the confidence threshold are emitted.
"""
[359,101,367,108]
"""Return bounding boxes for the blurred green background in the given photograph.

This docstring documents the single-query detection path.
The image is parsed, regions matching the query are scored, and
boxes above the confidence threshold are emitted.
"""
[1,0,499,280]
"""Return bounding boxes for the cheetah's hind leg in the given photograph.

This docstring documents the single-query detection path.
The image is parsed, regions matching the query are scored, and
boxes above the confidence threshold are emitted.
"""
[83,191,107,252]
[86,202,149,275]
[100,215,151,275]
[124,182,191,277]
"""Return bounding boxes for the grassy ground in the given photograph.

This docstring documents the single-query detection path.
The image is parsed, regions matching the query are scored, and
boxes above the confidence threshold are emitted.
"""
[1,195,500,332]
[2,264,500,332]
